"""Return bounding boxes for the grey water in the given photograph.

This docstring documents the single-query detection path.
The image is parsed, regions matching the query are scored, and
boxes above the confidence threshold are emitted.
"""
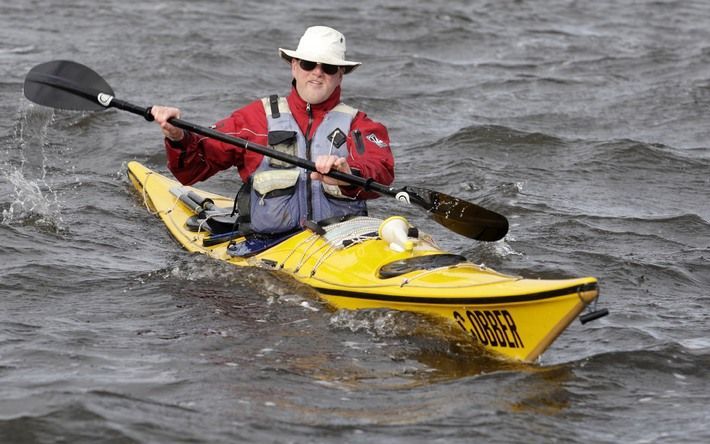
[1,0,709,443]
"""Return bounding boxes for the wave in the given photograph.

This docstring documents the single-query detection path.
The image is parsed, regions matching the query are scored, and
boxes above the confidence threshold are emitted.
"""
[0,390,198,443]
[571,342,710,377]
[516,212,709,239]
[438,124,566,149]
[426,124,708,168]
[411,126,708,220]
[582,139,709,170]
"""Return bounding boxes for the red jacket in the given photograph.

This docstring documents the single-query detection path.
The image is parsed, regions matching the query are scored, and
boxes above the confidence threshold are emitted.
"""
[165,85,394,199]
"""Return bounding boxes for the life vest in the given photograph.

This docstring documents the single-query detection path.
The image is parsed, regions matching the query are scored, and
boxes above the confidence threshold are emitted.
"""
[242,95,367,234]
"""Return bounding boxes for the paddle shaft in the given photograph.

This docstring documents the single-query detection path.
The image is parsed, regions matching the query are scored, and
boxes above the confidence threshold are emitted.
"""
[23,60,510,241]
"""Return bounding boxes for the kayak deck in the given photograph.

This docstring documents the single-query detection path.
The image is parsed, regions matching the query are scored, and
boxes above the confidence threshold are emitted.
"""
[127,160,602,362]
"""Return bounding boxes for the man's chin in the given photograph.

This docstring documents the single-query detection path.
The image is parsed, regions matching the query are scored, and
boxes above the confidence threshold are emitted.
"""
[301,89,329,104]
[306,97,326,105]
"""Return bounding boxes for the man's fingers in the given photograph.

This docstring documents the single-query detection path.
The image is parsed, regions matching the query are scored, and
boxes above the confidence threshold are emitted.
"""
[151,106,184,141]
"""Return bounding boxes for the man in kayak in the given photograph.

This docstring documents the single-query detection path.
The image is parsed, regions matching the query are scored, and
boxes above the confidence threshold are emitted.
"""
[151,26,394,234]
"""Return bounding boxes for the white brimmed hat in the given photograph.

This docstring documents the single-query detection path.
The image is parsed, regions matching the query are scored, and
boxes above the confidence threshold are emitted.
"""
[279,26,361,74]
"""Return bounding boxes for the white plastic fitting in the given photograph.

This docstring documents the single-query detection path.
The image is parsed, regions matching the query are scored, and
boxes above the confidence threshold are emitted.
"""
[378,216,414,252]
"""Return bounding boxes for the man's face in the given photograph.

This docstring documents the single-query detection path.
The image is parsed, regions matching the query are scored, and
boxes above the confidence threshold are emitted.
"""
[291,59,343,105]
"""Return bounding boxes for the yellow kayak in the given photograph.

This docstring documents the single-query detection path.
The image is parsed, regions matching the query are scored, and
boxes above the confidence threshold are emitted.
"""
[127,160,603,362]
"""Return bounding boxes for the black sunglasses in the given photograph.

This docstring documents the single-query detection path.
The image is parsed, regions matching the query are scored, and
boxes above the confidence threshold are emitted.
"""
[298,59,341,75]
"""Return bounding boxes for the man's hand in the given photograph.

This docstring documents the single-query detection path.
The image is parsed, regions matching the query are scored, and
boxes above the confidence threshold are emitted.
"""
[310,155,351,186]
[151,106,184,142]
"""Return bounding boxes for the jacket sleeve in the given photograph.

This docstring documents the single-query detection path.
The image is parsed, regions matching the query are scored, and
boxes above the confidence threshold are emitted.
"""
[340,111,395,200]
[163,100,266,185]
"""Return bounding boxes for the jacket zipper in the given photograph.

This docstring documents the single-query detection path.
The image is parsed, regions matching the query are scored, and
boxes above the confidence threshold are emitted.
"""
[305,103,314,220]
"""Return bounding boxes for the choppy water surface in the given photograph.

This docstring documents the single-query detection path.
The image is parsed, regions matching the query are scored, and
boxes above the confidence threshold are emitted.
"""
[1,1,709,443]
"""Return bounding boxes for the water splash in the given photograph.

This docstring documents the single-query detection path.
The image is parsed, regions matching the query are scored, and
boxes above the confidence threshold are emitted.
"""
[1,102,64,230]
[330,309,405,338]
[329,309,457,340]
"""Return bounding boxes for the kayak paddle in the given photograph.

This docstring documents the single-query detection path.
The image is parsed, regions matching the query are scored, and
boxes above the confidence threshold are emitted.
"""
[23,60,509,241]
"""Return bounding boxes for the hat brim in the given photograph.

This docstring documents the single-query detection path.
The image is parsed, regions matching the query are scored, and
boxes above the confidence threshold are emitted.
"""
[279,48,360,74]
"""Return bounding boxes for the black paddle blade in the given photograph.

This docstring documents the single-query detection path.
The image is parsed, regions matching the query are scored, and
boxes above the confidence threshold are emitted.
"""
[24,60,113,111]
[403,186,509,242]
